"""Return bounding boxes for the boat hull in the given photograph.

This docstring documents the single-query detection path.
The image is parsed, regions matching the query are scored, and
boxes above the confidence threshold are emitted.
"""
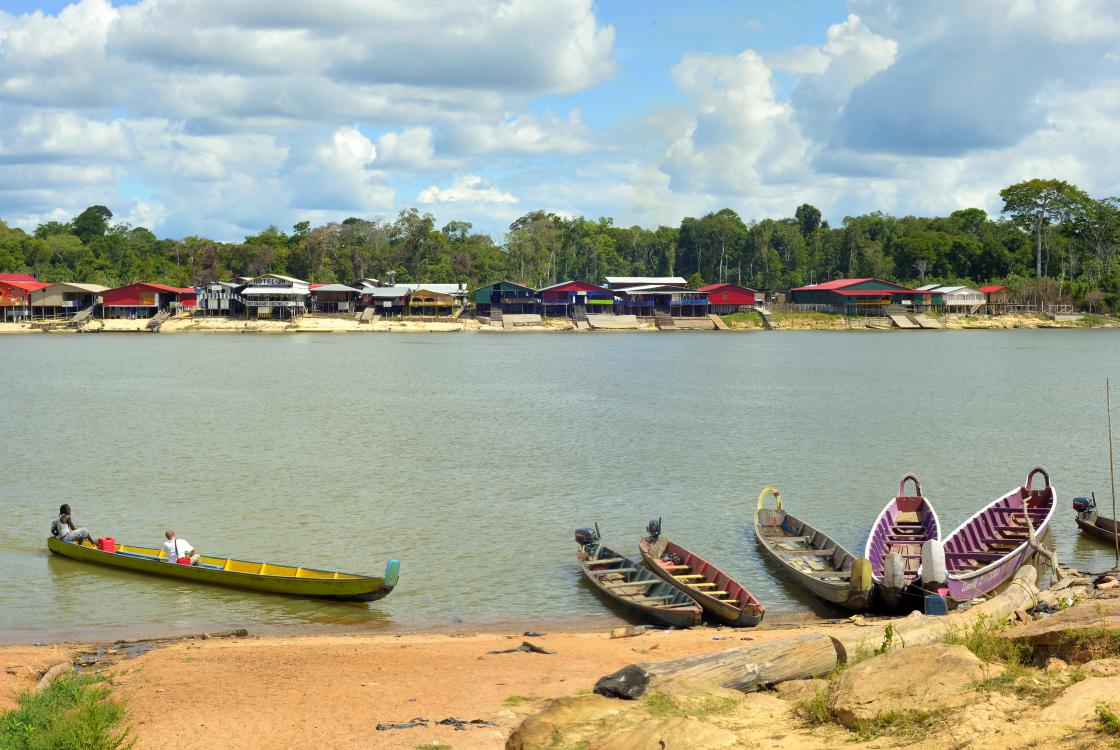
[941,467,1055,603]
[864,476,941,611]
[639,536,764,627]
[1076,511,1120,544]
[48,538,398,602]
[577,542,702,628]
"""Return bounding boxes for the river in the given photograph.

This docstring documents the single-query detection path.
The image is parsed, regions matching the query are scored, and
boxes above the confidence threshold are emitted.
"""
[1,329,1117,642]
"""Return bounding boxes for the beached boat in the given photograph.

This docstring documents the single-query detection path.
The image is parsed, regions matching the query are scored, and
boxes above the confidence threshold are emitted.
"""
[754,487,873,611]
[938,467,1056,602]
[864,474,942,608]
[638,519,765,627]
[576,526,702,628]
[47,537,399,602]
[1073,494,1120,544]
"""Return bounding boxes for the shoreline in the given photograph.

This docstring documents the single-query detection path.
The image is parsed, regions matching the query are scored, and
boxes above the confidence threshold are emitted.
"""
[0,311,1114,335]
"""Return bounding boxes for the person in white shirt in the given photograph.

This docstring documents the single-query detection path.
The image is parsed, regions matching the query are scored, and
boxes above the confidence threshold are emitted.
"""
[163,530,201,565]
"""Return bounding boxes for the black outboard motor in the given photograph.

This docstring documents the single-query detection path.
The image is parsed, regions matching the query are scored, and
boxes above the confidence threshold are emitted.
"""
[1073,494,1097,513]
[646,518,661,541]
[575,527,600,546]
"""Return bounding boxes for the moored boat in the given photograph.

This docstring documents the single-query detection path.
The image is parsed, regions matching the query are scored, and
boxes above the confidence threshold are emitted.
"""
[47,537,399,602]
[638,519,765,627]
[937,467,1056,602]
[864,474,942,608]
[754,487,873,611]
[576,526,702,628]
[1073,493,1120,544]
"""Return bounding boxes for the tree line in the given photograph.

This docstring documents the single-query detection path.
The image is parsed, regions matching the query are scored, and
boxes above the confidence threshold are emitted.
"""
[2,178,1118,309]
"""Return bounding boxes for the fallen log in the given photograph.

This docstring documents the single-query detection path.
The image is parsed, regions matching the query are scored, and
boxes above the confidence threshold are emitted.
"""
[595,566,1045,699]
[594,631,839,699]
[36,662,73,692]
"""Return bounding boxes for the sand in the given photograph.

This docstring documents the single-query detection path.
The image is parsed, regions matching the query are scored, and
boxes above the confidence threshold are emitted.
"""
[0,624,829,750]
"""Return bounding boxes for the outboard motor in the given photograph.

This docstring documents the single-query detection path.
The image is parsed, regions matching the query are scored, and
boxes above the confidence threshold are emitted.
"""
[1073,495,1096,514]
[646,518,662,541]
[575,527,600,546]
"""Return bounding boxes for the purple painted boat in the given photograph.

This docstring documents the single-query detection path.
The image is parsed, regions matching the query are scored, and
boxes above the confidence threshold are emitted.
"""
[864,474,941,608]
[939,467,1056,603]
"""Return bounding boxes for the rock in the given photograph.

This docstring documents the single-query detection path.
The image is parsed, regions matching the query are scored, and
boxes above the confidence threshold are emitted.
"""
[610,626,646,639]
[505,695,621,750]
[775,679,828,703]
[1001,597,1120,662]
[1045,657,1068,672]
[1083,658,1120,677]
[1040,676,1120,723]
[592,717,739,750]
[829,644,986,729]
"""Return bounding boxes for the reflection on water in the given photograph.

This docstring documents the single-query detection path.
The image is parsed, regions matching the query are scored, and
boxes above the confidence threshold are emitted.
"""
[3,330,1120,641]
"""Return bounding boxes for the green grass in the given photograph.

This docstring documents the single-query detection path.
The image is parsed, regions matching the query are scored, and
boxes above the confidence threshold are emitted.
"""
[770,310,842,324]
[720,311,762,327]
[942,614,1028,665]
[642,691,738,719]
[1098,703,1120,735]
[1056,627,1120,661]
[0,674,134,750]
[416,744,451,750]
[848,709,951,743]
[503,695,543,706]
[793,689,833,726]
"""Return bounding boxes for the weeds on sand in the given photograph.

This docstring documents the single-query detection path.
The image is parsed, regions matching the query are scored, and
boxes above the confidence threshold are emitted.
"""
[503,695,543,706]
[416,744,451,750]
[942,614,1028,665]
[1096,703,1120,748]
[0,674,134,750]
[1056,627,1120,661]
[793,689,834,726]
[642,691,738,719]
[830,623,899,677]
[848,708,952,743]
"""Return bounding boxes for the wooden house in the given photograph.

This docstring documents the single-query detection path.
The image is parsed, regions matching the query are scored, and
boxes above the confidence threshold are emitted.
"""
[100,283,196,318]
[699,283,759,314]
[360,285,411,317]
[604,276,687,291]
[473,281,539,316]
[195,281,244,316]
[29,282,107,318]
[916,284,985,312]
[0,279,48,321]
[309,284,360,314]
[789,278,937,313]
[616,284,710,317]
[408,288,456,317]
[537,281,616,317]
[237,274,309,318]
[980,285,1011,309]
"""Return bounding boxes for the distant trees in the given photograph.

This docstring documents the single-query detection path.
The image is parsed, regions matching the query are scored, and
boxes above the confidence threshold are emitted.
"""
[4,177,1120,311]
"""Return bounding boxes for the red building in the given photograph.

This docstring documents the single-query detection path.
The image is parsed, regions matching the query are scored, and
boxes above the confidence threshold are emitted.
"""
[699,283,759,313]
[537,280,616,316]
[0,279,49,321]
[0,273,37,282]
[100,283,197,318]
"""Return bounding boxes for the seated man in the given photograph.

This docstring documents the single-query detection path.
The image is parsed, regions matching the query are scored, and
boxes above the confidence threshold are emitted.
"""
[50,504,94,544]
[162,530,201,566]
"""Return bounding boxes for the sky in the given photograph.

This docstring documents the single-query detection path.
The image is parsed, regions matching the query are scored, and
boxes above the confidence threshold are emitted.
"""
[0,0,1118,242]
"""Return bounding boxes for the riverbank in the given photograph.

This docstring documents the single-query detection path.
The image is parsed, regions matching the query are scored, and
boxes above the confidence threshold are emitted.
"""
[5,586,1120,750]
[0,310,1114,334]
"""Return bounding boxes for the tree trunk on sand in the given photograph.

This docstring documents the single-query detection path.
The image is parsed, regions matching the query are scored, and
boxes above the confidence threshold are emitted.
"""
[595,566,1045,700]
[1036,219,1043,278]
[594,632,839,699]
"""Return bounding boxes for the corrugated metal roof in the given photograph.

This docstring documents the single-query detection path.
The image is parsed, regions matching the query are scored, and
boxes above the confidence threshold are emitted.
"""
[361,285,411,298]
[698,283,759,293]
[1,280,49,292]
[239,286,310,296]
[309,284,360,293]
[45,282,108,293]
[605,276,687,285]
[252,273,307,285]
[979,285,1008,293]
[0,273,37,282]
[402,283,465,294]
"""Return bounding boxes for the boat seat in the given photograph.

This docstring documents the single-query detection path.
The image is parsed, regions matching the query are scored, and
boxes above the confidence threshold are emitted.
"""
[992,525,1031,533]
[633,595,674,603]
[674,574,705,579]
[660,564,690,571]
[703,591,729,596]
[689,582,717,587]
[591,557,626,565]
[592,567,637,575]
[945,551,1005,560]
[603,579,655,589]
[779,548,835,556]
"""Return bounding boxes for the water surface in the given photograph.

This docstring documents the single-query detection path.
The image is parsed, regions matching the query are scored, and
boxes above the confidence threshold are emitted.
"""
[2,330,1118,642]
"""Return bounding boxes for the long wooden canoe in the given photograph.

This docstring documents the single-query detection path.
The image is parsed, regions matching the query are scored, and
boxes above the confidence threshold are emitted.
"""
[48,537,399,602]
[1073,494,1120,544]
[864,474,941,609]
[576,527,702,628]
[639,523,764,627]
[754,487,873,611]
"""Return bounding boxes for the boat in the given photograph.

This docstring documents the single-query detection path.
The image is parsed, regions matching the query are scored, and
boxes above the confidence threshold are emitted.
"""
[754,487,873,610]
[1073,493,1120,544]
[48,537,399,602]
[864,474,942,608]
[937,466,1056,602]
[576,526,702,628]
[638,519,764,626]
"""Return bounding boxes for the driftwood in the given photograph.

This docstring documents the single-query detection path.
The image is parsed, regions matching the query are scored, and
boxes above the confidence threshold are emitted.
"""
[594,632,839,699]
[595,566,1046,699]
[36,662,73,692]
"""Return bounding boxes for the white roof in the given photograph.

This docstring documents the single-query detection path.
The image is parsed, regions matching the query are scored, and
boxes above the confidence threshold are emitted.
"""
[310,284,360,293]
[605,276,687,286]
[362,285,412,298]
[918,284,983,295]
[45,282,107,293]
[401,283,465,295]
[916,284,941,291]
[239,286,310,296]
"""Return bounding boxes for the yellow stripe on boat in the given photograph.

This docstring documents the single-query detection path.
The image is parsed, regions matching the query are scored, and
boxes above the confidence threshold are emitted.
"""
[47,538,399,602]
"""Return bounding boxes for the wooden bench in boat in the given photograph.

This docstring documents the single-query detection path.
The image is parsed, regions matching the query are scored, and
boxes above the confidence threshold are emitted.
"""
[674,574,705,579]
[603,579,656,589]
[778,548,835,556]
[945,551,1005,560]
[591,567,637,575]
[589,557,626,565]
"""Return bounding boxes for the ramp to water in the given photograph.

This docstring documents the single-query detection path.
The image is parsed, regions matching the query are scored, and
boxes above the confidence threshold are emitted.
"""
[888,314,919,329]
[501,314,542,329]
[912,315,942,329]
[708,314,728,330]
[358,308,377,324]
[587,314,640,330]
[675,317,716,330]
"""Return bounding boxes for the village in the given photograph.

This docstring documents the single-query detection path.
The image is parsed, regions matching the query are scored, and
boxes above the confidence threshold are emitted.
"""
[0,272,1071,333]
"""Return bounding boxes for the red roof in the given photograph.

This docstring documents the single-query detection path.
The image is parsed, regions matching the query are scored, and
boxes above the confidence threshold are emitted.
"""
[0,273,37,282]
[979,285,1007,293]
[1,280,49,292]
[698,283,760,293]
[537,280,614,295]
[789,277,918,293]
[832,289,931,297]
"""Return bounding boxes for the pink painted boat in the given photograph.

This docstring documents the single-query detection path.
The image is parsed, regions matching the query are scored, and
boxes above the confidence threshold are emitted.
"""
[940,467,1056,603]
[864,474,941,608]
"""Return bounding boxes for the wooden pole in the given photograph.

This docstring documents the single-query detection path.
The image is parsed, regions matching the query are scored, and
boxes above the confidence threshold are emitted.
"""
[1109,378,1119,569]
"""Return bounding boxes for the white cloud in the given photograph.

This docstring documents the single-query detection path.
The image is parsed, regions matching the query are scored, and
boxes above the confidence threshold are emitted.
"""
[442,110,591,156]
[418,175,518,205]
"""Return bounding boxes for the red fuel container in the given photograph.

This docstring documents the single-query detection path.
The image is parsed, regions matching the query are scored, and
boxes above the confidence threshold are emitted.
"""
[97,537,116,553]
[176,557,192,565]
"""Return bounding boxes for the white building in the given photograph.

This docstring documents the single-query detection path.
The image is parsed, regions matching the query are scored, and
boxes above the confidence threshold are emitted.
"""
[916,284,986,310]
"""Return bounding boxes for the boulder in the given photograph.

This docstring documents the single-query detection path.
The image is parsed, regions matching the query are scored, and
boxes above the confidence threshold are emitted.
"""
[1000,597,1120,663]
[828,644,987,729]
[1040,676,1120,724]
[592,717,739,750]
[775,678,829,703]
[506,694,621,750]
[1083,658,1120,677]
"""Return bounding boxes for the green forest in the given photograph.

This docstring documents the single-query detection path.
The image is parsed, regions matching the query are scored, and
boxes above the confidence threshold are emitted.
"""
[2,178,1118,309]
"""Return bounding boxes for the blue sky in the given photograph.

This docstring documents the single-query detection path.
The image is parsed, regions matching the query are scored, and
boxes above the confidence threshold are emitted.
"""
[0,0,1117,241]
